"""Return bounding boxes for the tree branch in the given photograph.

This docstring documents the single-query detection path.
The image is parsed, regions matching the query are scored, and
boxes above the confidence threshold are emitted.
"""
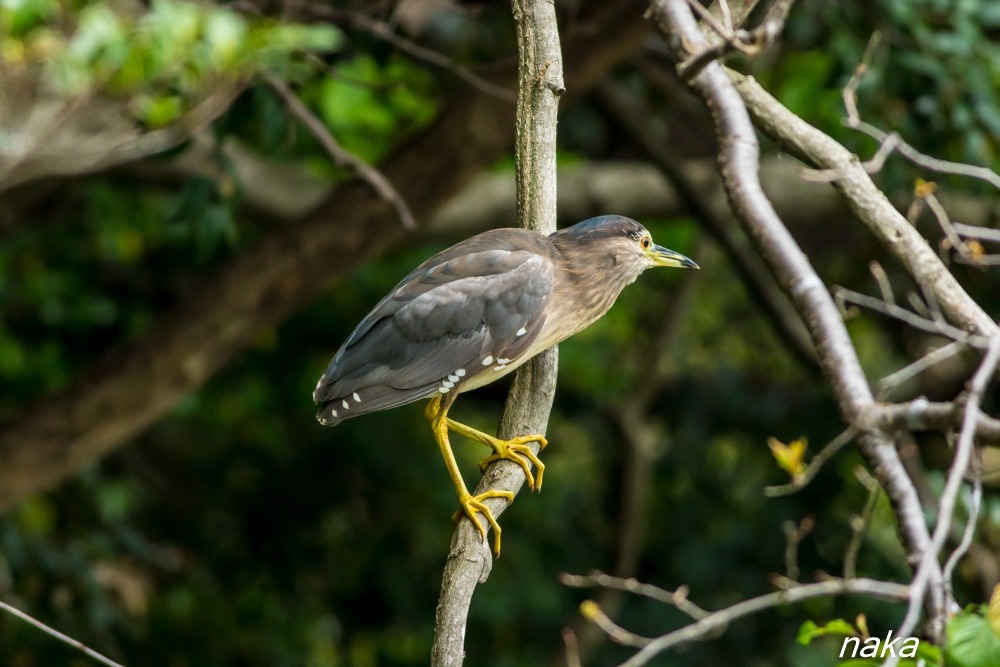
[649,0,946,620]
[432,0,563,662]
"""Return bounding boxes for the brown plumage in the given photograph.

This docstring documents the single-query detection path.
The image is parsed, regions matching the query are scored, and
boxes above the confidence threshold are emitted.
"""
[313,215,697,554]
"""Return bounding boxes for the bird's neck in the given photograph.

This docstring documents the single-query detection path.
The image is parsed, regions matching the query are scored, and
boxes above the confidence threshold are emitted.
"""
[548,242,635,340]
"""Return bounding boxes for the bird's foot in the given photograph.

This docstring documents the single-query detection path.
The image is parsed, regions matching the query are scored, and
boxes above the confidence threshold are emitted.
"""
[476,433,547,492]
[455,489,514,556]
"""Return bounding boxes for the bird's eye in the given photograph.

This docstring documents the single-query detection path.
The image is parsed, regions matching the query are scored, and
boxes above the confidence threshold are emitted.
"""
[640,236,652,250]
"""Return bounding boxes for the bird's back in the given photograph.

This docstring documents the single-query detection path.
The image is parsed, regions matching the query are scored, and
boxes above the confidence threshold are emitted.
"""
[314,228,557,425]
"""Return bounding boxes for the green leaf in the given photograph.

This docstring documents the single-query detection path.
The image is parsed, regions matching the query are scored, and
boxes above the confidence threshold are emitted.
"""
[797,618,858,646]
[945,610,1000,667]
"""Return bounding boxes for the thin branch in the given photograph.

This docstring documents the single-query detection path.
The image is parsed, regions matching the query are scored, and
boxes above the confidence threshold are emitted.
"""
[861,399,1000,446]
[431,0,563,664]
[561,571,710,620]
[834,286,988,349]
[877,341,966,398]
[894,332,1000,649]
[263,72,417,230]
[562,628,583,667]
[579,600,655,647]
[764,427,856,496]
[300,4,516,101]
[782,516,814,581]
[942,453,983,600]
[0,600,126,667]
[582,578,911,666]
[844,466,880,580]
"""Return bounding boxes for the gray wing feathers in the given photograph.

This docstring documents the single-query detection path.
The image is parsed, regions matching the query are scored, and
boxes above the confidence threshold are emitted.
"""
[315,246,553,424]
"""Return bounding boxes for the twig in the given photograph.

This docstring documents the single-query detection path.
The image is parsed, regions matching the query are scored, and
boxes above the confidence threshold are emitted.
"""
[834,287,987,349]
[877,341,966,397]
[561,571,709,620]
[893,332,1000,651]
[861,398,1000,446]
[302,4,515,101]
[953,222,1000,244]
[844,467,881,580]
[263,72,417,230]
[579,600,654,647]
[0,600,126,667]
[764,428,856,496]
[782,516,814,581]
[562,627,583,667]
[942,452,983,602]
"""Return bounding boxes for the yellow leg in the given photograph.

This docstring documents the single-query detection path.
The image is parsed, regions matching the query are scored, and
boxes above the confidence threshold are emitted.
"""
[425,395,513,555]
[445,418,547,492]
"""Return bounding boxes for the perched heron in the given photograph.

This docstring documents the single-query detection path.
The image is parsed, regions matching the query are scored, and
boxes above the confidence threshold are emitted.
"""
[313,215,697,554]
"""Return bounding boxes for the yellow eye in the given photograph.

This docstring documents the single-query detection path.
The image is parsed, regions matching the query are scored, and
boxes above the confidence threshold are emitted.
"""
[640,236,652,250]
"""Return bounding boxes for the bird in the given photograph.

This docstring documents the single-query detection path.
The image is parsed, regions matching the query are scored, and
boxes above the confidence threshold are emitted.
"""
[313,215,698,554]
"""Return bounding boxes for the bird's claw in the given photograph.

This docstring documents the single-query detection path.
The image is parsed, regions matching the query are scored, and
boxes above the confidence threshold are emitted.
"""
[455,489,514,556]
[478,434,547,492]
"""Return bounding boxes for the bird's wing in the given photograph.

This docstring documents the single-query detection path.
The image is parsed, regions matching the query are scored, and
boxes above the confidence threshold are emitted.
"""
[314,246,554,425]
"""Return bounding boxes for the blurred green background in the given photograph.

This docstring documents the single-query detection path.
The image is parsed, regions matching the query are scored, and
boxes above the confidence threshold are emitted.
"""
[1,0,999,665]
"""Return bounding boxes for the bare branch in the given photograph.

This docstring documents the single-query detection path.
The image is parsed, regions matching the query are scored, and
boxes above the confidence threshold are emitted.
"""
[584,578,911,666]
[942,452,983,599]
[764,428,856,497]
[561,571,709,620]
[298,4,516,101]
[728,70,997,337]
[0,600,125,667]
[895,332,1000,647]
[432,0,563,663]
[651,0,947,617]
[264,72,417,230]
[844,467,881,580]
[860,399,1000,446]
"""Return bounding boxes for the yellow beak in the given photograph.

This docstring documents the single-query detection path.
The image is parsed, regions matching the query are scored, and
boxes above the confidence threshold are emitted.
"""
[648,245,699,269]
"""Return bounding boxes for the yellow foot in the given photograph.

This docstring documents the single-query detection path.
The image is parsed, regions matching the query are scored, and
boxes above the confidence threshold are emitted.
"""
[457,489,515,556]
[476,433,548,492]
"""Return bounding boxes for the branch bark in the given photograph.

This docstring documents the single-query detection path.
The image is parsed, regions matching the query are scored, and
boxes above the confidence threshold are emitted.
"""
[431,0,563,664]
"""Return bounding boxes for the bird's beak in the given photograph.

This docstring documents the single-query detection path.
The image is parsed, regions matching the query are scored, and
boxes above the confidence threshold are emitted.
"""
[648,245,699,269]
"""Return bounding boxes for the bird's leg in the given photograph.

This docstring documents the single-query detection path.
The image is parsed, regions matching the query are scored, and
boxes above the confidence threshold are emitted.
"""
[444,418,547,492]
[425,395,513,556]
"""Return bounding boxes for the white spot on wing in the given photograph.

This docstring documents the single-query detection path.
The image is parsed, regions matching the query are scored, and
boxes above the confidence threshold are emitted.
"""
[442,380,454,389]
[438,387,450,393]
[497,358,510,364]
[516,327,527,336]
[331,409,338,417]
[342,400,349,409]
[447,374,458,383]
[482,355,494,365]
[353,392,361,402]
[455,369,466,377]
[493,364,508,371]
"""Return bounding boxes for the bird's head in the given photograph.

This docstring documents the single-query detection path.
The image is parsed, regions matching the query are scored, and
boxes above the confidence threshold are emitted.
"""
[551,215,698,287]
